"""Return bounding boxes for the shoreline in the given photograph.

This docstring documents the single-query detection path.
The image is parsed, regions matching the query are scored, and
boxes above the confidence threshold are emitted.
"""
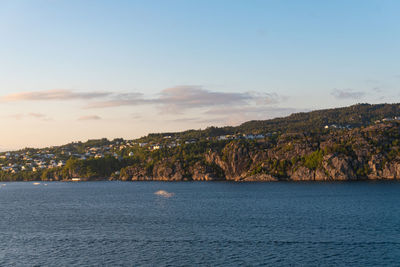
[2,178,400,183]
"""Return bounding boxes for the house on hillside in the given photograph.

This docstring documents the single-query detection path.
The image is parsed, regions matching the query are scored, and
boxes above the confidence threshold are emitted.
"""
[58,161,66,167]
[150,145,162,150]
[217,135,236,141]
[139,143,148,147]
[167,143,177,148]
[243,134,255,140]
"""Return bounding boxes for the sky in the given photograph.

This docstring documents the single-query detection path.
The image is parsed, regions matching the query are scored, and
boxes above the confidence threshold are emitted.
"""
[0,0,399,150]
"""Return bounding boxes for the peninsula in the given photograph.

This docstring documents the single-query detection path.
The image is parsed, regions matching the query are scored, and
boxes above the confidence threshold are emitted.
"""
[1,103,400,182]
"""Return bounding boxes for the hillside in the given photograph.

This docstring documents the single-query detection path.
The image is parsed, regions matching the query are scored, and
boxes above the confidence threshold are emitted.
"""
[237,103,400,133]
[1,103,400,181]
[136,103,400,141]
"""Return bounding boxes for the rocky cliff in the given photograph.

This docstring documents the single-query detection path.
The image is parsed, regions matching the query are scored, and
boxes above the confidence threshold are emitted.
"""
[119,122,400,181]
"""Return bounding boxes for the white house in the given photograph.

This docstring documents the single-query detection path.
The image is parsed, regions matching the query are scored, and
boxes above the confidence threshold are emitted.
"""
[151,145,162,150]
[244,134,255,140]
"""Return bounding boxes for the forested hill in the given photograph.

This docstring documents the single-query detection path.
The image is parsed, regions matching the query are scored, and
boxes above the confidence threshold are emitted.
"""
[1,103,400,182]
[140,103,400,141]
[237,103,400,134]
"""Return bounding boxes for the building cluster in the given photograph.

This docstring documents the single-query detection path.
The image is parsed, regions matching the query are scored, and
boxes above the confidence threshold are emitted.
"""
[324,116,400,130]
[0,151,66,174]
[0,133,273,173]
[143,133,274,151]
[139,138,183,151]
[324,124,353,130]
[0,140,134,174]
[216,133,272,141]
[375,117,400,123]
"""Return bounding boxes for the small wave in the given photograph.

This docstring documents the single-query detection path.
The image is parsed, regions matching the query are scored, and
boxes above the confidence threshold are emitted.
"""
[154,190,174,198]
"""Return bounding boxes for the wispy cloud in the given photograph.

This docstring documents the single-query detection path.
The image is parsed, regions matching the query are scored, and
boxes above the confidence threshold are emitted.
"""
[85,86,280,114]
[84,93,144,109]
[169,117,203,123]
[78,115,102,121]
[252,92,288,105]
[85,86,256,113]
[331,89,365,100]
[201,106,300,126]
[372,87,383,93]
[9,114,25,120]
[1,89,111,102]
[131,113,142,120]
[1,87,288,118]
[28,112,46,118]
[8,113,51,121]
[156,86,253,113]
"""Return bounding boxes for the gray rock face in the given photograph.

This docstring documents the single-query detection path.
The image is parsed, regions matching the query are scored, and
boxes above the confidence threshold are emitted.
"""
[119,122,400,181]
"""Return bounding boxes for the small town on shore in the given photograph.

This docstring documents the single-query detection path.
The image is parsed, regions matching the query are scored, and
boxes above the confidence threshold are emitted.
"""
[2,114,399,175]
[0,133,270,174]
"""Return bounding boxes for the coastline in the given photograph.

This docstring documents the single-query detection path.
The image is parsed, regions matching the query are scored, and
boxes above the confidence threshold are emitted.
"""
[2,176,400,183]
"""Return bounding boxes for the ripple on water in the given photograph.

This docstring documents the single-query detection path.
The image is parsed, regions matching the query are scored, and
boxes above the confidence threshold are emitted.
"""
[0,181,399,266]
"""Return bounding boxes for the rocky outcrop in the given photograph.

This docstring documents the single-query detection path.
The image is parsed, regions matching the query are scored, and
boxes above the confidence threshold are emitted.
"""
[190,162,223,181]
[119,122,400,182]
[120,160,224,181]
[381,162,400,179]
[204,143,253,180]
[322,155,357,180]
[240,174,279,182]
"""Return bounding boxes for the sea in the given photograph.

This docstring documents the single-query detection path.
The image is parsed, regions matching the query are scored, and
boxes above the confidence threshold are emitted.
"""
[0,181,399,266]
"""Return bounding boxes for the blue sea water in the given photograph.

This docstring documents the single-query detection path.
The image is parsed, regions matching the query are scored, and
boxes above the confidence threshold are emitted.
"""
[0,181,399,266]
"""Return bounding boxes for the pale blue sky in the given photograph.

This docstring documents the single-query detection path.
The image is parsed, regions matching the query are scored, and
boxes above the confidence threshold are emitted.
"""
[0,0,399,149]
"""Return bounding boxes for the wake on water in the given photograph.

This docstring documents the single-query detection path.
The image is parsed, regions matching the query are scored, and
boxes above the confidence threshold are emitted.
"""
[154,190,174,198]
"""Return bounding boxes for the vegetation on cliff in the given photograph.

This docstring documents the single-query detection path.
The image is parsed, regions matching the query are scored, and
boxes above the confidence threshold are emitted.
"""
[1,103,400,181]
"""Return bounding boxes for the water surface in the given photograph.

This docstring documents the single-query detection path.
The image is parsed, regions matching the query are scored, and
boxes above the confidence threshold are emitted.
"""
[0,181,399,266]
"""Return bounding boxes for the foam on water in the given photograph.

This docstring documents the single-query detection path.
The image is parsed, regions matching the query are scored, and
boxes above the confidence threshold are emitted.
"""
[154,190,174,197]
[0,181,399,266]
